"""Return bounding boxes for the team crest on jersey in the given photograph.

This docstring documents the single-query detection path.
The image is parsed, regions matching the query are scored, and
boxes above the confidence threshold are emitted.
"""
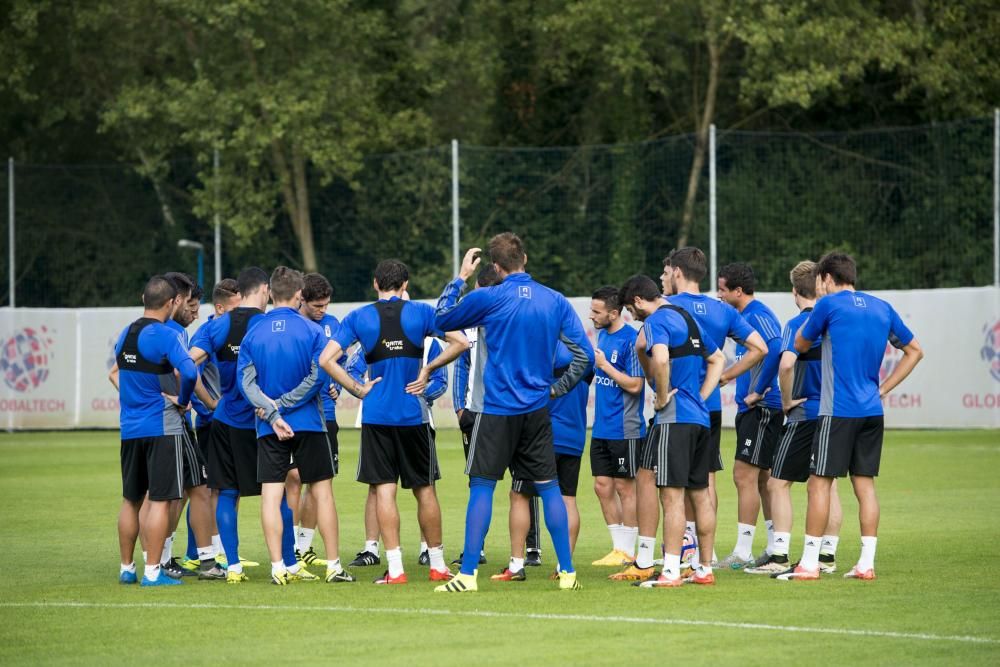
[272,320,285,332]
[324,324,332,338]
[853,295,867,308]
[518,286,531,299]
[694,302,707,315]
[610,350,618,364]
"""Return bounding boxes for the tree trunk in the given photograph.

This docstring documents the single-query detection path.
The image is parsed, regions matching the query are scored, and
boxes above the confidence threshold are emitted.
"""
[269,140,317,272]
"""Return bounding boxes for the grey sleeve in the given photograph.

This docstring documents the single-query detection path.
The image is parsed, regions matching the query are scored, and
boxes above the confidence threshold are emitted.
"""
[275,362,320,409]
[549,333,592,399]
[240,360,280,425]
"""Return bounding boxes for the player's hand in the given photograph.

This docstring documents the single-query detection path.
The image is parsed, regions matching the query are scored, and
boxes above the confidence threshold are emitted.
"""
[878,385,889,399]
[352,376,382,398]
[162,393,190,413]
[783,397,807,415]
[594,348,608,371]
[328,385,340,401]
[744,390,767,408]
[718,371,732,387]
[273,417,295,441]
[456,408,465,421]
[459,247,482,281]
[406,368,430,395]
[654,388,678,411]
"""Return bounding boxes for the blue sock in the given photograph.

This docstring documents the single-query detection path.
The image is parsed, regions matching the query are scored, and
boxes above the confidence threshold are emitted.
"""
[280,494,296,567]
[185,504,197,561]
[536,480,574,573]
[216,489,240,567]
[461,477,497,575]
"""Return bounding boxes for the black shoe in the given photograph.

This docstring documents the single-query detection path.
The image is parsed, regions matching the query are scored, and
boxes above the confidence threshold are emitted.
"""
[418,550,430,566]
[162,557,194,579]
[451,551,488,566]
[525,549,542,567]
[349,550,381,567]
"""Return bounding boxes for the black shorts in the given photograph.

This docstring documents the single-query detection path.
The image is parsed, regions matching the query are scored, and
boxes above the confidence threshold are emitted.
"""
[513,454,582,497]
[206,421,262,497]
[180,426,207,489]
[258,431,336,485]
[771,419,816,483]
[120,435,185,502]
[459,410,477,459]
[734,406,783,469]
[326,420,340,475]
[812,415,884,478]
[639,423,710,489]
[465,408,557,482]
[358,424,440,489]
[590,437,639,479]
[708,410,724,472]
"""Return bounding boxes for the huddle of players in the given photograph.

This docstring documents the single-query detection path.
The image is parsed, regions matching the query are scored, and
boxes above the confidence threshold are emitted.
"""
[113,233,921,590]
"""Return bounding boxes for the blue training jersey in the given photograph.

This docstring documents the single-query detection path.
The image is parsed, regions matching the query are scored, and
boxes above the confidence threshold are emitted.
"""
[735,299,783,413]
[435,274,594,416]
[799,290,914,418]
[667,292,755,412]
[335,298,442,427]
[115,319,197,440]
[643,306,717,427]
[237,307,327,437]
[551,341,594,456]
[190,315,220,428]
[346,338,448,425]
[189,307,265,430]
[314,313,344,421]
[782,308,822,423]
[592,325,646,440]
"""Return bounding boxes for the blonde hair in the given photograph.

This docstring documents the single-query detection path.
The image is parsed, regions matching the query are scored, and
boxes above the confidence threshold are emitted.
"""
[790,260,817,298]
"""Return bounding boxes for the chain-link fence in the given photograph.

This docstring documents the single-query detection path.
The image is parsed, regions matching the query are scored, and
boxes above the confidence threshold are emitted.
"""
[2,117,996,307]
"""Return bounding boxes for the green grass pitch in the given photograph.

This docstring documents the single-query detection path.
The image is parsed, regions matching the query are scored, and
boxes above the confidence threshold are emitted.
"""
[1,429,998,665]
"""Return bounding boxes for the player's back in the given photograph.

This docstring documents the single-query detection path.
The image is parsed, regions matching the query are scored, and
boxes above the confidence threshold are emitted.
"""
[643,306,715,427]
[550,341,593,456]
[783,308,822,422]
[115,319,188,439]
[192,306,265,429]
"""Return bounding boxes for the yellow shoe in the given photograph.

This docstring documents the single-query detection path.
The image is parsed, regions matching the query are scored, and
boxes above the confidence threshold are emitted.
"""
[592,550,630,567]
[300,547,327,567]
[558,570,581,590]
[271,571,290,586]
[609,563,655,582]
[288,567,320,582]
[180,558,200,572]
[434,570,478,593]
[240,558,260,567]
[226,571,248,584]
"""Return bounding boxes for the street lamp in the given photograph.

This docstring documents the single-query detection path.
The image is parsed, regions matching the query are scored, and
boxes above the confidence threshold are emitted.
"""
[177,239,205,301]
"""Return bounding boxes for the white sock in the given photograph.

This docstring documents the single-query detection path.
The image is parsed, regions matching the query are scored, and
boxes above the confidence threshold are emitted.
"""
[271,561,286,576]
[120,562,136,574]
[765,520,775,555]
[160,536,173,565]
[608,523,623,551]
[287,562,301,574]
[685,521,697,536]
[326,558,343,575]
[636,535,656,569]
[386,547,404,578]
[296,527,315,552]
[735,523,755,559]
[211,534,223,559]
[365,540,380,556]
[857,536,877,571]
[800,534,822,571]
[144,564,160,580]
[510,556,525,572]
[227,562,244,574]
[142,551,148,565]
[197,546,215,562]
[623,526,638,558]
[696,561,713,576]
[662,553,681,580]
[772,531,791,557]
[420,541,429,554]
[428,546,445,571]
[820,535,840,556]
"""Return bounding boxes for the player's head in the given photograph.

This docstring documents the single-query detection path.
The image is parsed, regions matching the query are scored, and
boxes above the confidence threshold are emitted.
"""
[212,278,240,316]
[717,262,755,306]
[269,266,304,306]
[488,232,527,276]
[669,246,707,291]
[142,275,179,316]
[301,273,333,321]
[590,285,622,330]
[659,256,675,296]
[163,271,194,323]
[373,259,409,294]
[815,252,856,291]
[475,263,502,289]
[790,260,817,300]
[236,267,270,307]
[182,273,203,326]
[618,275,662,322]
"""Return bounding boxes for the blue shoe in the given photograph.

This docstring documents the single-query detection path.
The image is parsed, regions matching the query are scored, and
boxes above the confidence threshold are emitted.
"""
[141,571,183,586]
[119,570,138,584]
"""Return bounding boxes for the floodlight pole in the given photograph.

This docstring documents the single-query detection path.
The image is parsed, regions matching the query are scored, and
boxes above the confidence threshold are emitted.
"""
[993,108,999,288]
[7,157,13,308]
[452,140,460,278]
[709,124,717,292]
[214,149,222,287]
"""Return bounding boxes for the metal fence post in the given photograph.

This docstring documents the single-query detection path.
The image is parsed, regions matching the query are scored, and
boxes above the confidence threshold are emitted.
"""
[7,157,13,308]
[452,140,460,277]
[214,149,222,287]
[709,125,717,292]
[993,109,998,287]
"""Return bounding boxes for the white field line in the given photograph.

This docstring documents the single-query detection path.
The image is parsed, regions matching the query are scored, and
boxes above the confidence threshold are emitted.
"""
[1,601,997,646]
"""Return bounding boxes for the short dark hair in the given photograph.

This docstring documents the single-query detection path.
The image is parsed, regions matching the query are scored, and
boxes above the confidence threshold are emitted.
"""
[163,271,194,299]
[488,232,526,272]
[476,263,502,288]
[269,266,304,302]
[618,275,661,308]
[184,273,204,302]
[718,262,755,294]
[591,285,621,312]
[373,259,409,292]
[143,275,177,310]
[302,273,333,302]
[212,278,239,305]
[669,247,707,283]
[236,267,269,296]
[816,252,857,287]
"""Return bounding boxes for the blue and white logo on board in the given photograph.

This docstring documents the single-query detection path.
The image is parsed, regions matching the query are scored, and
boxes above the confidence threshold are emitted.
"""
[518,286,531,299]
[853,295,867,308]
[272,320,286,333]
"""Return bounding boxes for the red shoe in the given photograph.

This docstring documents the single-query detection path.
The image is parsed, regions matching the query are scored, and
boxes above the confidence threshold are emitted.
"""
[373,570,407,585]
[686,570,715,585]
[429,567,453,582]
[490,567,526,582]
[843,566,876,580]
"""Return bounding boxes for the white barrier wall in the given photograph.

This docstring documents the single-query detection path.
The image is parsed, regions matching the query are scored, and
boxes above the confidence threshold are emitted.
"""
[2,286,998,430]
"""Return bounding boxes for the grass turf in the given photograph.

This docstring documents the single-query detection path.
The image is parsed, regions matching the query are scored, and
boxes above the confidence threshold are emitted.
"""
[0,428,998,665]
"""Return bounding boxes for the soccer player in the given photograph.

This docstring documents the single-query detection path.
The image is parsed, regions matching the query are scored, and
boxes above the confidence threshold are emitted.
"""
[238,267,362,584]
[662,248,768,568]
[433,233,594,593]
[113,275,198,586]
[324,260,468,584]
[189,267,271,582]
[493,341,593,581]
[610,275,724,587]
[588,286,645,567]
[779,252,923,580]
[716,262,785,569]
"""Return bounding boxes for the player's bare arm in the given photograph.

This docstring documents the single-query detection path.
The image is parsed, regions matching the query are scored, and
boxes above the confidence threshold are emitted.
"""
[720,330,767,385]
[406,330,469,395]
[594,348,644,395]
[879,338,924,398]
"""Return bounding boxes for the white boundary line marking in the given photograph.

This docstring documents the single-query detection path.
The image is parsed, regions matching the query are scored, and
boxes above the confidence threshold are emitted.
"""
[1,601,997,646]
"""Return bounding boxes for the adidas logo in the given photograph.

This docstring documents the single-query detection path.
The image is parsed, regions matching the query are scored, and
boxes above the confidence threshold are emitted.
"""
[742,530,752,536]
[776,537,785,543]
[741,448,750,455]
[807,540,817,547]
[639,543,650,549]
